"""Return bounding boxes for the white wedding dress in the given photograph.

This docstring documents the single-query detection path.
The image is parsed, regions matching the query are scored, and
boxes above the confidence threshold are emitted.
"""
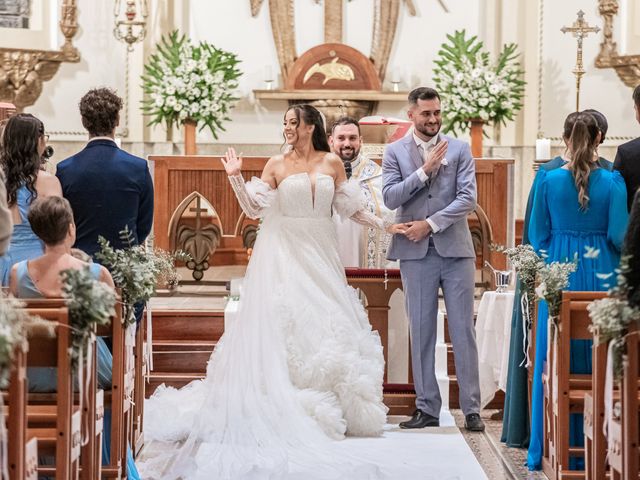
[140,173,392,479]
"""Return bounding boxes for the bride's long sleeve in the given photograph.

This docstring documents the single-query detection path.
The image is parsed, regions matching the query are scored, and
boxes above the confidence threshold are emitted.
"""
[333,181,393,231]
[228,174,277,219]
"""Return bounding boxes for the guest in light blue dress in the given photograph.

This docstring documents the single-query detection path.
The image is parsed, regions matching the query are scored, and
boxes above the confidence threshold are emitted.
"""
[9,196,140,480]
[526,113,628,470]
[0,113,62,285]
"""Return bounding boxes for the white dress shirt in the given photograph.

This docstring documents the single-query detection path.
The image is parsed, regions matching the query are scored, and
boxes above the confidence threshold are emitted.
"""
[412,132,441,233]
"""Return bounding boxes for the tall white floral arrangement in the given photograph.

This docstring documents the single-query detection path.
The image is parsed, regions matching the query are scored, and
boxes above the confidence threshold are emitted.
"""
[433,30,525,136]
[141,30,242,139]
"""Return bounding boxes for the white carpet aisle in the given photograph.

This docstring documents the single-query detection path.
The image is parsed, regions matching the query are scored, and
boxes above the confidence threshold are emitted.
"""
[138,412,487,480]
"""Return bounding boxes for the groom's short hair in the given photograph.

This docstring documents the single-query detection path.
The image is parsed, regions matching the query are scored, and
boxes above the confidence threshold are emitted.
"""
[408,87,440,105]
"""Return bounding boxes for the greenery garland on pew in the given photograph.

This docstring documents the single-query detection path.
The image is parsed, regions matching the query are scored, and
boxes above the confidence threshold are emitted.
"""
[534,252,578,328]
[96,227,190,326]
[61,267,116,370]
[0,293,52,388]
[588,256,640,379]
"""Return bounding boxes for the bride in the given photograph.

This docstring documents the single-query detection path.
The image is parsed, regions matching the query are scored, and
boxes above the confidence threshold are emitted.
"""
[141,104,405,479]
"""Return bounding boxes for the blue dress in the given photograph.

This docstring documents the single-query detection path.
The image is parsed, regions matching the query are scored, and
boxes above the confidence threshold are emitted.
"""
[502,156,613,448]
[0,186,43,286]
[526,168,628,470]
[13,260,140,479]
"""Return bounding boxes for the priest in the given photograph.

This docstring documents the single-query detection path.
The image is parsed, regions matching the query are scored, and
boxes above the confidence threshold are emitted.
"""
[329,117,393,267]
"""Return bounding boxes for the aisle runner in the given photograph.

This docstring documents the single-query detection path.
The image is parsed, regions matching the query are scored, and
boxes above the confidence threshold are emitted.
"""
[139,417,487,480]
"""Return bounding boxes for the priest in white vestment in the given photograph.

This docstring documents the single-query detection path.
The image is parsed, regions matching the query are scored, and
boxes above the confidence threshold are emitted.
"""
[329,117,393,268]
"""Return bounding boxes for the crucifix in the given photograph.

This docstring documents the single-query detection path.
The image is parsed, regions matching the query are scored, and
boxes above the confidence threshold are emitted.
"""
[561,10,600,111]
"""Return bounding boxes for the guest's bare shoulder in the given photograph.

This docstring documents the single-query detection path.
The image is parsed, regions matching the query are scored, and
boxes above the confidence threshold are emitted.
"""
[36,170,62,196]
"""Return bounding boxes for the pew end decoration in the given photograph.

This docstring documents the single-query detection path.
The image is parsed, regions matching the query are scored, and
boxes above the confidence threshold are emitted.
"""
[61,266,116,369]
[493,244,544,318]
[141,30,242,139]
[96,227,190,325]
[0,293,52,387]
[588,257,640,379]
[535,253,578,327]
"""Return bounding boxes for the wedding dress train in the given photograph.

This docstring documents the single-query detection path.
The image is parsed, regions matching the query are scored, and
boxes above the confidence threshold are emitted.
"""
[140,173,392,479]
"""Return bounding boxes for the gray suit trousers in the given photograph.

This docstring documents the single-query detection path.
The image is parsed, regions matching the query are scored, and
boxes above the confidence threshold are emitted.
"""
[400,244,481,417]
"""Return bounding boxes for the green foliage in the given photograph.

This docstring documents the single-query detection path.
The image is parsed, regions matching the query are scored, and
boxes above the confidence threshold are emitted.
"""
[96,227,190,325]
[61,267,116,370]
[141,30,242,139]
[433,30,526,136]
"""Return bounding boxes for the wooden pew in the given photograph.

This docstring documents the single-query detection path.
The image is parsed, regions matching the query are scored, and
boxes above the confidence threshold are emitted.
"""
[24,306,81,479]
[132,311,147,457]
[608,324,639,480]
[20,298,133,479]
[583,329,608,480]
[7,342,39,480]
[543,291,607,480]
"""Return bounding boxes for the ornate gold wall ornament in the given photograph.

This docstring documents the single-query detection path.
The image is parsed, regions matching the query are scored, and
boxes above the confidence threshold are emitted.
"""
[249,0,423,84]
[596,0,640,88]
[0,0,80,112]
[303,57,355,84]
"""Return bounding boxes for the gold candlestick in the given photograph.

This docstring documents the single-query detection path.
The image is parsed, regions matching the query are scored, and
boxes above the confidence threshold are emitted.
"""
[561,10,600,111]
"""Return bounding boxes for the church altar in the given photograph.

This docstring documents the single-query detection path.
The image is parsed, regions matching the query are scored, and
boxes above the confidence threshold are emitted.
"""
[150,155,514,281]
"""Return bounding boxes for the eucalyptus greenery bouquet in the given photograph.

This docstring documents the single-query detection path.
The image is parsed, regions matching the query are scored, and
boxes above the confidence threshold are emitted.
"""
[96,227,190,326]
[433,30,526,136]
[494,244,545,322]
[0,294,52,388]
[61,267,116,369]
[141,30,242,139]
[588,257,640,379]
[535,254,579,324]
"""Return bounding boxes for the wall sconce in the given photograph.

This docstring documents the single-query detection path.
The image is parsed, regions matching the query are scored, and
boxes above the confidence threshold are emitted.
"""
[113,0,149,51]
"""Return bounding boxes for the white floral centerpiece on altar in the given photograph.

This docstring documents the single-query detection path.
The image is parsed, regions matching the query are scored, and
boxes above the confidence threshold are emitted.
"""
[433,30,525,139]
[141,30,242,141]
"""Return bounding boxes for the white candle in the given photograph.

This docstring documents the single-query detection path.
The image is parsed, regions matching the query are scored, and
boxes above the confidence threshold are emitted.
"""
[264,65,273,81]
[535,138,551,160]
[390,68,400,84]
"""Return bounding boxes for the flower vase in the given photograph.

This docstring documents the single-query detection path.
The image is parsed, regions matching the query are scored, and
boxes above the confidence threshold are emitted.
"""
[469,118,484,158]
[183,119,197,155]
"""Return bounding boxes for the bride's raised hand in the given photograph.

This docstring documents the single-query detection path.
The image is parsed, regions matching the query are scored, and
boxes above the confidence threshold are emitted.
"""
[221,147,242,176]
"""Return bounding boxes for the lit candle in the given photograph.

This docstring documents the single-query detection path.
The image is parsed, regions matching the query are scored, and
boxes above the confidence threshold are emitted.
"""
[535,138,551,160]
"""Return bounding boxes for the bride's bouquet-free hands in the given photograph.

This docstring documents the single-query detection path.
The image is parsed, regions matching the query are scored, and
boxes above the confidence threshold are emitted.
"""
[221,147,242,176]
[387,223,408,235]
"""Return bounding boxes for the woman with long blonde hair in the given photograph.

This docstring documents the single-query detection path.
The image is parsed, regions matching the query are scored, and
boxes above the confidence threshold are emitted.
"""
[527,112,629,471]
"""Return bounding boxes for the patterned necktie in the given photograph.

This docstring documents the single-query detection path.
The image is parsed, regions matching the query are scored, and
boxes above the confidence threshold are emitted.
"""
[344,161,352,179]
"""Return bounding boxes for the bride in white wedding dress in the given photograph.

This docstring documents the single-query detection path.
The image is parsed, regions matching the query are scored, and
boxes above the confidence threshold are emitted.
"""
[140,105,406,479]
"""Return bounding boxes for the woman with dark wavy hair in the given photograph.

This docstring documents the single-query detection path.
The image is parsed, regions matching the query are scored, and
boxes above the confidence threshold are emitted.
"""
[0,113,61,285]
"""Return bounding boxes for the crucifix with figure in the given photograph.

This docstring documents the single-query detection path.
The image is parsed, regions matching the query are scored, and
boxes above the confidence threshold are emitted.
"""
[561,10,600,111]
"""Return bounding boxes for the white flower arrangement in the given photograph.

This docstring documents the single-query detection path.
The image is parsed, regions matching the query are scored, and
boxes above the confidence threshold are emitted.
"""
[141,30,242,139]
[433,30,525,136]
[535,255,578,323]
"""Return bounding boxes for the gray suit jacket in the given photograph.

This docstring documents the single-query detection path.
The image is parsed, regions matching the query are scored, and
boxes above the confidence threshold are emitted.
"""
[382,133,477,260]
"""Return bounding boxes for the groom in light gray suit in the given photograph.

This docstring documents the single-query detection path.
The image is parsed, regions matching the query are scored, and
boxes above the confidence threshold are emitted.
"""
[382,87,484,432]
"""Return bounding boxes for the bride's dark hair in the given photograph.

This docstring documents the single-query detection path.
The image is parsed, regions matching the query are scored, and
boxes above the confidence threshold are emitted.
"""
[285,104,330,152]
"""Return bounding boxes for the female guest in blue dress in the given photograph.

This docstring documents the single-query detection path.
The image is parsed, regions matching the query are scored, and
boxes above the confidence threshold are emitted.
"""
[526,112,628,470]
[502,110,612,448]
[9,196,140,479]
[0,113,62,285]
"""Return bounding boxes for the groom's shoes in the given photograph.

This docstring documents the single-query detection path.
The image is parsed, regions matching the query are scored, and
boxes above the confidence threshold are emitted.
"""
[464,413,485,432]
[399,409,440,429]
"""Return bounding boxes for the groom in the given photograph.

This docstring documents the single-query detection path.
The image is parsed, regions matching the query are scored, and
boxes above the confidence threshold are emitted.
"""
[382,87,483,431]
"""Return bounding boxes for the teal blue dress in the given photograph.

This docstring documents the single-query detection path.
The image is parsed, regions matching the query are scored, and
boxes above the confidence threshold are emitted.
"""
[526,167,628,470]
[502,157,612,448]
[0,185,43,286]
[14,261,140,479]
